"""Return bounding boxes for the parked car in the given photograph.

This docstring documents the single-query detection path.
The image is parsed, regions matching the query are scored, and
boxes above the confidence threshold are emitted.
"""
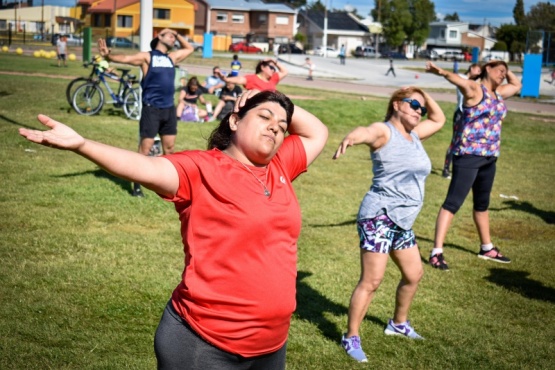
[315,46,339,58]
[440,51,464,61]
[354,46,378,58]
[64,34,83,46]
[228,42,262,54]
[106,37,139,49]
[482,54,504,62]
[175,38,203,52]
[278,43,304,54]
[380,51,408,60]
[417,49,438,60]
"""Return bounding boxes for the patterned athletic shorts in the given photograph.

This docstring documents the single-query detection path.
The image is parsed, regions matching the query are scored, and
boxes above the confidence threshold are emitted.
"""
[357,214,416,253]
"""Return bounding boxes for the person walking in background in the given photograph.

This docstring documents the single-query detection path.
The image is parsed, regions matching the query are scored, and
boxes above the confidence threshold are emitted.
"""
[229,54,242,77]
[97,28,194,197]
[56,35,68,67]
[385,58,396,77]
[453,59,459,74]
[339,44,346,65]
[223,59,288,92]
[442,63,482,179]
[304,57,315,81]
[426,60,522,271]
[334,87,445,363]
[19,89,328,370]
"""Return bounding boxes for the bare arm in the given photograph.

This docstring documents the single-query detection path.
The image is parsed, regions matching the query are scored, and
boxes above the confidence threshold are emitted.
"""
[273,59,288,80]
[426,61,481,103]
[287,105,328,166]
[497,69,522,99]
[333,123,389,159]
[19,115,179,196]
[223,75,247,86]
[170,32,194,64]
[97,38,149,73]
[413,91,446,140]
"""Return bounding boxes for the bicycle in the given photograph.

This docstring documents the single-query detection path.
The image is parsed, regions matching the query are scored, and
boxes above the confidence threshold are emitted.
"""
[65,59,99,107]
[71,67,141,120]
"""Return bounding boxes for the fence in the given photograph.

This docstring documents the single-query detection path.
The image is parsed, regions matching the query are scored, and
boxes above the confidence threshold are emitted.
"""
[526,30,555,66]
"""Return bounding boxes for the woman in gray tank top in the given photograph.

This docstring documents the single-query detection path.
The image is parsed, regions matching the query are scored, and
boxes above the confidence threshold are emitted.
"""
[334,87,446,363]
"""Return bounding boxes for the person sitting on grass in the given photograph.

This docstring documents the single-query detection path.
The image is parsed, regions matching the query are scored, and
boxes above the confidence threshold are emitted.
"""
[208,80,243,122]
[176,76,210,122]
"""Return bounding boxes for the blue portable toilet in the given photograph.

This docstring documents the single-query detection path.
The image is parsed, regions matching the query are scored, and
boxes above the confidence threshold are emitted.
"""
[472,47,480,64]
[203,33,213,59]
[521,54,542,98]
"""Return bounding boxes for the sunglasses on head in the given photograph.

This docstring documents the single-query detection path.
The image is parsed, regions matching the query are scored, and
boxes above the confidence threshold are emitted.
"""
[267,65,276,72]
[402,98,427,116]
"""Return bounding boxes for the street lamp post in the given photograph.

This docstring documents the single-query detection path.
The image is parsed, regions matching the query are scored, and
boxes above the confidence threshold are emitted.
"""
[322,0,328,58]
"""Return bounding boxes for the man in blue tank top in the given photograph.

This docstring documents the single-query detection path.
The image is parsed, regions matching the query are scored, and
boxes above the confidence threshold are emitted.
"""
[98,29,194,197]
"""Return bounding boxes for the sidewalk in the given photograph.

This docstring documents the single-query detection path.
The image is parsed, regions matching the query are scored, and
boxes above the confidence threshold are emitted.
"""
[186,53,555,117]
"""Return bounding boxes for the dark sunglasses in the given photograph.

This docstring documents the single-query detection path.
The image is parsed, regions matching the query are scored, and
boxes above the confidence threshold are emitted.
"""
[402,98,427,116]
[268,65,276,72]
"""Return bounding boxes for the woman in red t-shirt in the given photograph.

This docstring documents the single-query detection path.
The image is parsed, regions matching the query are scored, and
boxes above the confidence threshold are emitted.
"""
[224,58,288,92]
[18,90,328,370]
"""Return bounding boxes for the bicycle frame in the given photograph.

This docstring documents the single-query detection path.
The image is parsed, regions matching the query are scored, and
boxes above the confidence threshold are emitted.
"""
[95,68,137,106]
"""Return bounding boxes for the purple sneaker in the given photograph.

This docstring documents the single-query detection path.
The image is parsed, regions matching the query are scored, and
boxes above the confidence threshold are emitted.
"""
[341,334,368,362]
[384,319,424,340]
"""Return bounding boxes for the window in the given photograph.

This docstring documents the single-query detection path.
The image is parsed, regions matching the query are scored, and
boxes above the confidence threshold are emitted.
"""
[259,14,267,24]
[449,30,458,38]
[217,13,228,22]
[117,15,133,28]
[92,14,102,27]
[276,16,288,25]
[440,30,445,38]
[232,14,244,23]
[0,20,6,30]
[154,9,170,20]
[105,14,111,27]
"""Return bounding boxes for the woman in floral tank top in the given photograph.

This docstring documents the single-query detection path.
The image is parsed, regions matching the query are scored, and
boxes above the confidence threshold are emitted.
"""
[425,60,522,271]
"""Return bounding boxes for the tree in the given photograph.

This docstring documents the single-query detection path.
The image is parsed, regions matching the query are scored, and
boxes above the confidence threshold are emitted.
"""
[307,0,326,12]
[406,0,436,46]
[525,2,555,32]
[371,0,435,49]
[444,12,460,22]
[492,41,507,51]
[496,24,527,60]
[513,0,525,26]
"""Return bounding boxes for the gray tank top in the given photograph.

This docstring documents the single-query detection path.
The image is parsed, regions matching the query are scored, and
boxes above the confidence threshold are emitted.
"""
[358,121,431,230]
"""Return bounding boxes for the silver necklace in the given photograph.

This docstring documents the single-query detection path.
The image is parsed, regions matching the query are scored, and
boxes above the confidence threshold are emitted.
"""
[222,150,271,197]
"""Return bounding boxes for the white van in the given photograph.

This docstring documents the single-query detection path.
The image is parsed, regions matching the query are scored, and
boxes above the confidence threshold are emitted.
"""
[355,46,378,58]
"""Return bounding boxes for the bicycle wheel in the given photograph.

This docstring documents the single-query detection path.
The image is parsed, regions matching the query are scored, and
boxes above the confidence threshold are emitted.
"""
[123,88,141,120]
[72,83,104,116]
[66,77,89,107]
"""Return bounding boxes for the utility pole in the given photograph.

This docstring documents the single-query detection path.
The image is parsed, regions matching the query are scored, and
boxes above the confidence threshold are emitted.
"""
[323,0,328,58]
[375,0,380,59]
[41,0,44,39]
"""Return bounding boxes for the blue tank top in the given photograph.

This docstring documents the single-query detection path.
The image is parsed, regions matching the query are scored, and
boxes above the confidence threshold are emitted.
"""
[358,122,431,230]
[141,50,175,108]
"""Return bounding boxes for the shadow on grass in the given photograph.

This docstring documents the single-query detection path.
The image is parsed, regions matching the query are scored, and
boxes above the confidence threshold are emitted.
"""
[309,218,357,228]
[485,268,555,304]
[416,235,476,265]
[56,168,133,195]
[295,271,385,342]
[502,200,555,224]
[0,113,39,130]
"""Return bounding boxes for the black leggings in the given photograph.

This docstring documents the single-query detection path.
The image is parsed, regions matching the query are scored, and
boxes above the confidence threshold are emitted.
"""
[154,301,287,370]
[442,155,497,214]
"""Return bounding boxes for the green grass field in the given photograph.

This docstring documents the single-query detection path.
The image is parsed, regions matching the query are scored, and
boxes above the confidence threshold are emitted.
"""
[1,53,554,369]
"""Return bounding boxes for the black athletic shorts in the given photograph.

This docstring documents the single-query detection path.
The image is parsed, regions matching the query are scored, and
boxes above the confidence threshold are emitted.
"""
[140,105,177,138]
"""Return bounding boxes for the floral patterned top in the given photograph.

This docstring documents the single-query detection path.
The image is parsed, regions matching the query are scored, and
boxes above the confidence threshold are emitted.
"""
[452,84,507,157]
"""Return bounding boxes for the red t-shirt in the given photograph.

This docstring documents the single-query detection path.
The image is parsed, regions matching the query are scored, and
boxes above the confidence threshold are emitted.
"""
[244,73,281,91]
[160,135,307,357]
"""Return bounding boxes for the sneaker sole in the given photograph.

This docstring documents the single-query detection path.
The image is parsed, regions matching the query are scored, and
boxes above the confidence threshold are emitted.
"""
[384,329,424,340]
[477,255,511,263]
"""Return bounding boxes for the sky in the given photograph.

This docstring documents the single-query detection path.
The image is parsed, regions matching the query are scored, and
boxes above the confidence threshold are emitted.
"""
[336,0,545,27]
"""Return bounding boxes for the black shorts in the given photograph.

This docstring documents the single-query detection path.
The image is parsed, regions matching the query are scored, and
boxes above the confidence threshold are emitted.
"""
[139,105,177,139]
